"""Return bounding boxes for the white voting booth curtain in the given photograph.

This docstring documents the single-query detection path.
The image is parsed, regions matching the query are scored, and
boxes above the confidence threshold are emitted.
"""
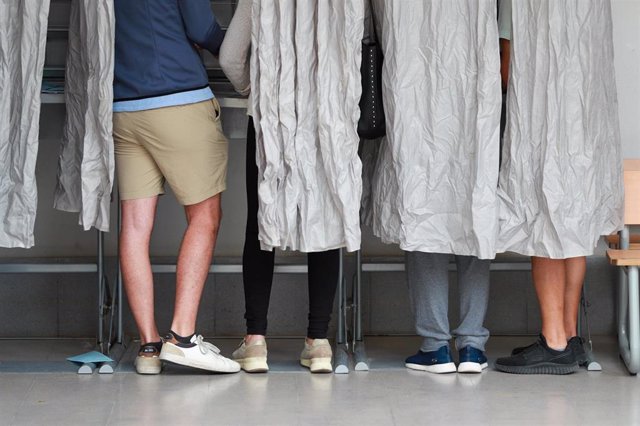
[0,0,51,248]
[497,0,624,258]
[54,0,115,233]
[250,0,365,253]
[367,0,502,260]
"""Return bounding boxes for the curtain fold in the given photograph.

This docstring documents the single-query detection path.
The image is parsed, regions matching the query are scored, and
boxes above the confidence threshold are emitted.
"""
[251,0,364,252]
[497,0,624,258]
[0,0,51,248]
[369,0,502,259]
[54,0,115,233]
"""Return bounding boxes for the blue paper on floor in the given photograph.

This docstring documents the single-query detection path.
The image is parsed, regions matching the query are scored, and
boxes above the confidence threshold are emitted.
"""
[41,81,65,94]
[67,351,113,365]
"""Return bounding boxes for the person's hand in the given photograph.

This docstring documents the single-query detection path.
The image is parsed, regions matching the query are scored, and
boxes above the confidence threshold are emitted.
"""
[500,39,510,92]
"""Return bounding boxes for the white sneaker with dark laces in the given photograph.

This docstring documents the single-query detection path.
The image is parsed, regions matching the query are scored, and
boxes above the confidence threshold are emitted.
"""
[160,334,240,373]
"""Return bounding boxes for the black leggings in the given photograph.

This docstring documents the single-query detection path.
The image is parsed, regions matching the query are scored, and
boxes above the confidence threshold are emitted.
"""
[243,119,340,339]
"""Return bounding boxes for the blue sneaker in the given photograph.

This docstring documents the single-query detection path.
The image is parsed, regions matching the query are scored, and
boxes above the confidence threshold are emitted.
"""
[457,346,488,373]
[405,345,456,374]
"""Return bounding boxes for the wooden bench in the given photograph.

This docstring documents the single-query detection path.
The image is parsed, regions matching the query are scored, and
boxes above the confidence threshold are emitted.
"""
[606,234,640,250]
[607,159,640,375]
[608,250,640,266]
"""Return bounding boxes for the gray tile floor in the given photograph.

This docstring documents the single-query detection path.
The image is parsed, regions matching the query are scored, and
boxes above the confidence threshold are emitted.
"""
[1,336,639,425]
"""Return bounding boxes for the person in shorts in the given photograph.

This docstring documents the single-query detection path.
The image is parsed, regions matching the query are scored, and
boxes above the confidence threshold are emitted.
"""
[113,0,239,375]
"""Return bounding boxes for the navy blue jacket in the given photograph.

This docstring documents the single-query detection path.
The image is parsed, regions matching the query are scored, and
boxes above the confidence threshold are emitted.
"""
[114,0,224,102]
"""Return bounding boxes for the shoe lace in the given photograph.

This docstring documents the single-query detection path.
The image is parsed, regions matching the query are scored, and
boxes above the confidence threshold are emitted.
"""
[520,340,545,359]
[519,342,538,353]
[195,335,221,355]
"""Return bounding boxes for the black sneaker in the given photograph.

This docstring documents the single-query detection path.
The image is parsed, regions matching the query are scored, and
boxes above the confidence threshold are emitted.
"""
[513,336,589,367]
[495,335,579,375]
[510,341,538,356]
[568,336,588,367]
[511,336,589,367]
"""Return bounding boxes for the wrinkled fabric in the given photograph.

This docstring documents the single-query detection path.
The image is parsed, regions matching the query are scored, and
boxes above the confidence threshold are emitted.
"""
[250,0,364,252]
[0,0,50,248]
[368,0,502,259]
[497,0,624,258]
[54,0,115,232]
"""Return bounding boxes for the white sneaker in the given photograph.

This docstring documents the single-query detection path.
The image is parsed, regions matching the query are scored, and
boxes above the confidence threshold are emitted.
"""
[134,343,162,375]
[159,334,240,373]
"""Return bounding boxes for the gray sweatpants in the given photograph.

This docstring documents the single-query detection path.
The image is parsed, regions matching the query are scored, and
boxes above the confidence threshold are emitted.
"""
[406,251,491,352]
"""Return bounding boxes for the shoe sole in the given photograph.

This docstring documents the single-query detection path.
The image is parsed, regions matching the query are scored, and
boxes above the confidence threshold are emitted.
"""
[457,362,488,374]
[300,358,333,374]
[160,352,240,373]
[134,357,161,375]
[237,357,269,373]
[405,362,457,374]
[495,362,579,375]
[577,354,589,368]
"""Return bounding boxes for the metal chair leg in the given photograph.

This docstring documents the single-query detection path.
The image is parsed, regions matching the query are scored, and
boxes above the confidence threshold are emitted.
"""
[616,227,640,375]
[334,248,350,374]
[97,231,107,355]
[580,283,602,371]
[622,266,640,375]
[353,250,369,371]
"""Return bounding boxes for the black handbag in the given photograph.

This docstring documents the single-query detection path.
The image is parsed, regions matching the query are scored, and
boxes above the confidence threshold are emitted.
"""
[357,0,386,140]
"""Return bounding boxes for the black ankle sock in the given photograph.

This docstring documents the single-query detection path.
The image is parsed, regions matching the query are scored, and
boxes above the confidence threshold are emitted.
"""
[142,341,163,351]
[169,330,195,344]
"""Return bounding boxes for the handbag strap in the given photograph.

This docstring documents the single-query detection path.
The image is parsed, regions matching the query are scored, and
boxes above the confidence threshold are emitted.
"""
[364,0,377,43]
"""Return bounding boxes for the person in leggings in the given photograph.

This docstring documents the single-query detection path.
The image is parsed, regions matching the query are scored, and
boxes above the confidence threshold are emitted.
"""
[220,0,339,374]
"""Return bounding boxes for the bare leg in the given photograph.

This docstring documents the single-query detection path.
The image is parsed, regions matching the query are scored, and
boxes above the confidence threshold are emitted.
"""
[564,256,587,338]
[531,257,567,350]
[170,194,222,336]
[120,197,160,345]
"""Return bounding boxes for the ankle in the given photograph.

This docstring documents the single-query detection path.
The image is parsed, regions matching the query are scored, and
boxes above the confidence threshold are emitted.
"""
[543,334,568,351]
[245,334,266,345]
[169,329,195,344]
[140,334,162,346]
[140,341,163,352]
[170,325,195,339]
[306,337,328,345]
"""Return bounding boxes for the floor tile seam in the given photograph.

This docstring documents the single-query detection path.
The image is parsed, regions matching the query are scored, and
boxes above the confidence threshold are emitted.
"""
[9,375,36,426]
[104,400,117,426]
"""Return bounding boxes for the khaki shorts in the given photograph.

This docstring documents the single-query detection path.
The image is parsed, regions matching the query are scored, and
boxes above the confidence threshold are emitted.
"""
[113,99,228,205]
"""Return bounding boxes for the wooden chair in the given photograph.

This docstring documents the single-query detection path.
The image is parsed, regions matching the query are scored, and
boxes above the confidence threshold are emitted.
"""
[607,159,640,374]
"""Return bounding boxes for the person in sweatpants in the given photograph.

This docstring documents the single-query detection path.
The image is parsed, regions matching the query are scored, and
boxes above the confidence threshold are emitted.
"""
[405,254,490,374]
[366,0,501,375]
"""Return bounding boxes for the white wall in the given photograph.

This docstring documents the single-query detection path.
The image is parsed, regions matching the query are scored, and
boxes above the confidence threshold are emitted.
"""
[613,0,640,158]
